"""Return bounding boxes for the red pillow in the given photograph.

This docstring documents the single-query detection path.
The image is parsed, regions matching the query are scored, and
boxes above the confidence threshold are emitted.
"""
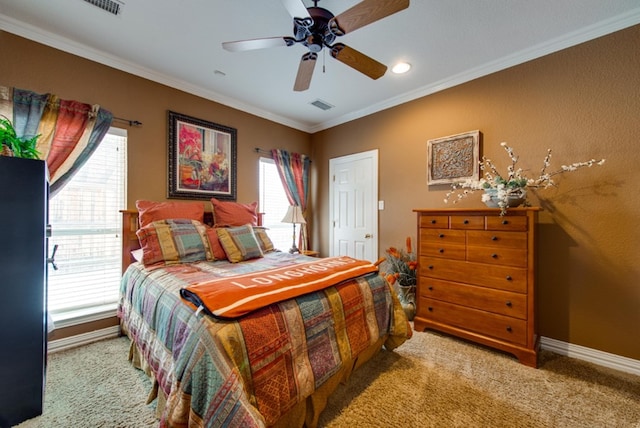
[211,198,258,227]
[204,227,228,260]
[136,200,205,228]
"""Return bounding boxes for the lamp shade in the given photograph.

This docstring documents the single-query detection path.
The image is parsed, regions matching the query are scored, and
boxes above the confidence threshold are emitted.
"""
[281,205,306,224]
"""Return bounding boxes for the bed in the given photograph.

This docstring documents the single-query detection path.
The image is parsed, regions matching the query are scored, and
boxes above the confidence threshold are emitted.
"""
[117,199,411,427]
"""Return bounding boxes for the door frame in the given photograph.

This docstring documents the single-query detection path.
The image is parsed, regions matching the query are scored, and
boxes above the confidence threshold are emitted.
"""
[328,149,379,260]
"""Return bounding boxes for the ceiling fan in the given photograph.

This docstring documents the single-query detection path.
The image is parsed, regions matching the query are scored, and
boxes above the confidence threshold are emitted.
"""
[222,0,410,91]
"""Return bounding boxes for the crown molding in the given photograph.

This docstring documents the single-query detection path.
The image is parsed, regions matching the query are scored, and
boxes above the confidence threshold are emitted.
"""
[0,14,312,132]
[310,7,640,132]
[3,7,640,134]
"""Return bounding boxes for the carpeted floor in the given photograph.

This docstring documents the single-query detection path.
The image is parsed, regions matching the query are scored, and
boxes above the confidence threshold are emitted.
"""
[14,330,640,427]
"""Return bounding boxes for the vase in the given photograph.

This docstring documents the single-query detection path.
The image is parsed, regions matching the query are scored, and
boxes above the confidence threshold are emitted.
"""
[1,146,13,157]
[396,285,416,321]
[483,188,527,208]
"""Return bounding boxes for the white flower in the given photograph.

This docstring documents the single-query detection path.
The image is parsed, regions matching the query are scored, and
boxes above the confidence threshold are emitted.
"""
[444,142,605,215]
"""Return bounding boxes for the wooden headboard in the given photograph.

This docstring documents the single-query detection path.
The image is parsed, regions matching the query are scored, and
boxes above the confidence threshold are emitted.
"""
[120,209,263,274]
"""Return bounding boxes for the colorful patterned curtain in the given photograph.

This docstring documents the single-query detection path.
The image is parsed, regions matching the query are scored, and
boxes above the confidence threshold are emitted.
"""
[2,86,113,196]
[271,149,311,251]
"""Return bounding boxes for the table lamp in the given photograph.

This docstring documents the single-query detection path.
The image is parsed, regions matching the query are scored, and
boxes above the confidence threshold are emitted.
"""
[281,205,306,254]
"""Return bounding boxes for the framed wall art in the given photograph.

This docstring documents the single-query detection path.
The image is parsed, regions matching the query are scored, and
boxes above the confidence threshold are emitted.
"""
[427,130,480,185]
[168,111,237,200]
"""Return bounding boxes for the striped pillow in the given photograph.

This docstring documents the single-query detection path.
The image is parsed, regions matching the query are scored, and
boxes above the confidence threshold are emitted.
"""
[136,219,211,266]
[216,224,264,263]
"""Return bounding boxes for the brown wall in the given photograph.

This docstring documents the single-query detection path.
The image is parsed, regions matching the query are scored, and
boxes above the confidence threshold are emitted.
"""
[311,25,640,360]
[1,31,311,338]
[0,32,311,209]
[2,25,639,360]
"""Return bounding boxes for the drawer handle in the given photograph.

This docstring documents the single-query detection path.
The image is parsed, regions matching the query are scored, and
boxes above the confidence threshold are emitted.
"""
[502,220,509,225]
[463,219,469,224]
[506,326,512,332]
[491,236,498,241]
[505,301,512,307]
[431,219,436,224]
[491,253,498,258]
[428,286,433,291]
[439,233,445,238]
[428,307,433,312]
[439,248,444,253]
[428,265,434,270]
[506,275,512,281]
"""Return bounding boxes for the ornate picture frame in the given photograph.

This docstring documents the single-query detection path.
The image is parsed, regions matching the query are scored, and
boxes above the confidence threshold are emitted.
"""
[168,111,237,200]
[427,130,480,185]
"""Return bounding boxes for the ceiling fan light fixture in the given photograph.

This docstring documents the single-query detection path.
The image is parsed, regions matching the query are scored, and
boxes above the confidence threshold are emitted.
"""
[391,62,411,74]
[222,0,410,90]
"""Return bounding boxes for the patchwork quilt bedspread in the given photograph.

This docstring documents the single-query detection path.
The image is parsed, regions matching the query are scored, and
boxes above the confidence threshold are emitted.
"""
[118,251,410,427]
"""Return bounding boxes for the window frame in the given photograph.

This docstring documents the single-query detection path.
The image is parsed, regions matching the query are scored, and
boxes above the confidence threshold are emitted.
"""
[48,127,127,328]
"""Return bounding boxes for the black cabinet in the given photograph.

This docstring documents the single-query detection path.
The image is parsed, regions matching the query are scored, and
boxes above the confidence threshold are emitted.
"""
[0,157,48,427]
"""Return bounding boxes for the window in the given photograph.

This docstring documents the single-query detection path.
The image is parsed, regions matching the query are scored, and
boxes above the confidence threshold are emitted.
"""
[48,128,127,326]
[259,158,294,252]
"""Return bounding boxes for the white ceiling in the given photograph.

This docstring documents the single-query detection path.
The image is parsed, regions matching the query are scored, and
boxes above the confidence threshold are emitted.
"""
[1,0,639,133]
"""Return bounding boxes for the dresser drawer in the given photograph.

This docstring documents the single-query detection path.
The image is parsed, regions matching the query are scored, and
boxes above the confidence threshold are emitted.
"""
[418,298,527,346]
[466,230,527,249]
[450,215,484,230]
[486,215,527,231]
[466,245,527,267]
[419,215,449,228]
[419,257,527,293]
[419,278,527,319]
[420,228,466,245]
[420,243,466,260]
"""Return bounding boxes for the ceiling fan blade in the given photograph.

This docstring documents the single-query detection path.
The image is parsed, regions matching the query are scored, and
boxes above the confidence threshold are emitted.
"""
[330,43,387,80]
[330,0,409,35]
[222,37,295,52]
[281,0,311,19]
[294,52,317,92]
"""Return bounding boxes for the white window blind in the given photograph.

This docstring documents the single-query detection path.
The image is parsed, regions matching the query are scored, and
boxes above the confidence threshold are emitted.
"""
[48,128,127,324]
[259,158,295,252]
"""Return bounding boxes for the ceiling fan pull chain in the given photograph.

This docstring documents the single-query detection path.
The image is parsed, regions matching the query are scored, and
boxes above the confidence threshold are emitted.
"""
[323,49,326,74]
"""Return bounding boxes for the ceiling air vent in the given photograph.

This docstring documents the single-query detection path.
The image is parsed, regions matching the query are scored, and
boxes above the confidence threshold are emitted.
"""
[310,99,334,111]
[83,0,124,16]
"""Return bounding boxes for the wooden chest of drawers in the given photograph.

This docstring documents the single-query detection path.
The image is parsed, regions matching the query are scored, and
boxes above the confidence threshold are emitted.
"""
[413,208,539,367]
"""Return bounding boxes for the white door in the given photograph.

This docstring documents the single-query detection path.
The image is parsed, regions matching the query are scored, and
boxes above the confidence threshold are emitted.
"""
[329,150,378,262]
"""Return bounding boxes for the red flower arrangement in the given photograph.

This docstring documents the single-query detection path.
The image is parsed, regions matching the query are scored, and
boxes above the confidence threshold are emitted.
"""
[381,237,417,288]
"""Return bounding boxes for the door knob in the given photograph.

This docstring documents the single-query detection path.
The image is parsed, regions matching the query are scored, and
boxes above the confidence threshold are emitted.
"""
[365,234,373,239]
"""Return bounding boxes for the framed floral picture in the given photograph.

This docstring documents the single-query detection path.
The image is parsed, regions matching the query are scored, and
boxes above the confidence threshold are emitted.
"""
[168,111,237,200]
[427,130,480,185]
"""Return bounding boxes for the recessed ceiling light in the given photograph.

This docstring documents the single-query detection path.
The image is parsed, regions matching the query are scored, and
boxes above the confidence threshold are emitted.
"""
[391,62,411,74]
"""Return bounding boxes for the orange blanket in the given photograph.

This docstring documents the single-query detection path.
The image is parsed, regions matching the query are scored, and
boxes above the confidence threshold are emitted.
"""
[180,256,379,318]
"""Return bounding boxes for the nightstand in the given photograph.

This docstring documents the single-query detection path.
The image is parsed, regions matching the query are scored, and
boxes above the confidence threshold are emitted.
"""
[301,250,319,257]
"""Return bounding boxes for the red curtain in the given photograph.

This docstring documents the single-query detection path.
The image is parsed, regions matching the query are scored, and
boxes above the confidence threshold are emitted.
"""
[271,149,311,251]
[5,87,113,196]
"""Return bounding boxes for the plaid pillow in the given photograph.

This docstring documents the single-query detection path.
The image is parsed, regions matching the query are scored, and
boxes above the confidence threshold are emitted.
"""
[253,226,275,253]
[204,227,229,261]
[136,219,211,266]
[216,224,264,263]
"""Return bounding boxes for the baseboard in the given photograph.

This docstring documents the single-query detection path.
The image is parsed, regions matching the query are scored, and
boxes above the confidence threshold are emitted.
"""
[47,325,121,354]
[46,328,639,377]
[541,336,640,377]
